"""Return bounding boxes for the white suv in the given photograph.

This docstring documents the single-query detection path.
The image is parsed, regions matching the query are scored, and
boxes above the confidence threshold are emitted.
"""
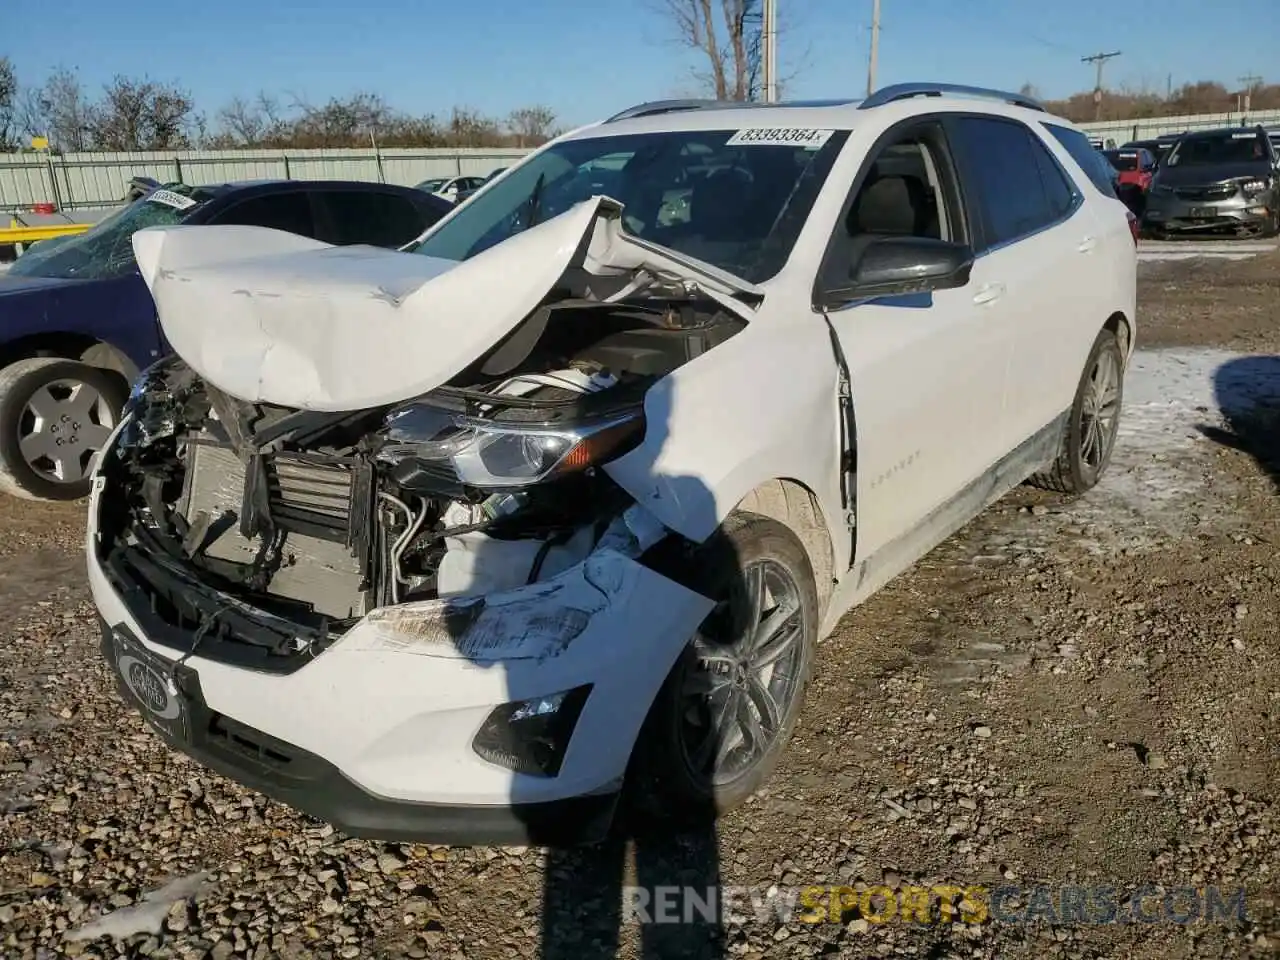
[89,83,1136,846]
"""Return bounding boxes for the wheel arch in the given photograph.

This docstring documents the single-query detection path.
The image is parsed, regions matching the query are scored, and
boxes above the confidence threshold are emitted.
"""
[0,333,138,388]
[734,478,838,614]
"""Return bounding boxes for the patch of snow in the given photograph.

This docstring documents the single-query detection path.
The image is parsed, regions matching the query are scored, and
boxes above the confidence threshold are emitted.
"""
[64,871,213,942]
[1003,348,1280,557]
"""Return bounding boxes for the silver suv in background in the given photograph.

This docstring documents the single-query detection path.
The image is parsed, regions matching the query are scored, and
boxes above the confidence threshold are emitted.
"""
[1142,125,1280,238]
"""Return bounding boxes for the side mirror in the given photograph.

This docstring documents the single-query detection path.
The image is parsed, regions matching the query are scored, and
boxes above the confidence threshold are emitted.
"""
[831,236,974,302]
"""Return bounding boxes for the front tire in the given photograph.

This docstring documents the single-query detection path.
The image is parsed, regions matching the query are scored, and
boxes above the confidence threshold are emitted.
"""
[627,511,818,829]
[0,358,127,501]
[1029,328,1125,495]
[1260,208,1280,239]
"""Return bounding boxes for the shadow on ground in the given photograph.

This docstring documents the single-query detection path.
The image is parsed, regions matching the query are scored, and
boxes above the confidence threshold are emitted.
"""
[1200,354,1280,492]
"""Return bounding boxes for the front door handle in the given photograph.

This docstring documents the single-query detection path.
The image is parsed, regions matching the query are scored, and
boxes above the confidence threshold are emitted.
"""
[1078,236,1098,253]
[972,282,1005,306]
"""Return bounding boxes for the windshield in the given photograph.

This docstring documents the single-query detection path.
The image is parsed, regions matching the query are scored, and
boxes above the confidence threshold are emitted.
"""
[1103,151,1139,171]
[409,128,849,283]
[417,178,448,192]
[1167,133,1267,167]
[8,185,212,281]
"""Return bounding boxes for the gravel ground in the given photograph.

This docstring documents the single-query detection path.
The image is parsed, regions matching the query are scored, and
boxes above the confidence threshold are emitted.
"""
[2,251,1280,960]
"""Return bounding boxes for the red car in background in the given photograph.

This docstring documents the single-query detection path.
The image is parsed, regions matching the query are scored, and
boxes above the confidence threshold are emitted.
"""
[1101,147,1157,215]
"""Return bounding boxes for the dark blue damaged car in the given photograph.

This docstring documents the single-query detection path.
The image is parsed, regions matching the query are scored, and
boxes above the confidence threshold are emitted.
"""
[0,179,452,501]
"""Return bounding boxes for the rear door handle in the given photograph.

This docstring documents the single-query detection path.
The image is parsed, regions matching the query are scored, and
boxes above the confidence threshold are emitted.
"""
[972,282,1005,305]
[1078,236,1098,253]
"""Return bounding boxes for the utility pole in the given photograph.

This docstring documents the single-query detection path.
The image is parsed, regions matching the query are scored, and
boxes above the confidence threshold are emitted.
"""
[761,0,778,103]
[1238,73,1262,118]
[1081,50,1121,121]
[866,0,881,97]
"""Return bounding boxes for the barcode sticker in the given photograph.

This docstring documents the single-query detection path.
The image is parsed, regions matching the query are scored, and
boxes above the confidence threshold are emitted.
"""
[726,128,835,150]
[145,189,197,210]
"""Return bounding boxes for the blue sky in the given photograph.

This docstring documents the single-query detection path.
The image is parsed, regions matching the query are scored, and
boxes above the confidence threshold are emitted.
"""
[4,0,1277,129]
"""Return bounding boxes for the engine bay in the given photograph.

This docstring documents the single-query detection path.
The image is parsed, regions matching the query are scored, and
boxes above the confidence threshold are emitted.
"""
[96,295,743,667]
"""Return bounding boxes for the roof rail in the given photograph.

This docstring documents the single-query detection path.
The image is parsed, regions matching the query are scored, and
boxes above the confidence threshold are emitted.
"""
[605,99,730,122]
[860,83,1045,113]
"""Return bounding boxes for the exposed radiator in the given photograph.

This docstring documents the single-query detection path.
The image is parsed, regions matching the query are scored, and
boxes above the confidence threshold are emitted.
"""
[176,437,370,620]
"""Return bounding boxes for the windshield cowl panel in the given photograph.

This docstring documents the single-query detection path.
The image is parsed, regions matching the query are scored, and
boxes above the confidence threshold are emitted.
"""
[410,128,849,285]
[7,186,209,281]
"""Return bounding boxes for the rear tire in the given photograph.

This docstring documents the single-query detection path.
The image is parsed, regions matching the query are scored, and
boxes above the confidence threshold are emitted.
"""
[1028,328,1125,495]
[0,358,127,501]
[626,512,818,831]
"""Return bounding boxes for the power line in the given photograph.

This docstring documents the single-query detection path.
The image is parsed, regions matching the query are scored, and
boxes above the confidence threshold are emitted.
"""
[866,0,881,96]
[1081,50,1121,120]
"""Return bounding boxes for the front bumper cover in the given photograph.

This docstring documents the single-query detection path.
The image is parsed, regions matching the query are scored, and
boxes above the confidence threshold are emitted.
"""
[88,442,715,845]
[1143,190,1271,233]
[99,619,618,846]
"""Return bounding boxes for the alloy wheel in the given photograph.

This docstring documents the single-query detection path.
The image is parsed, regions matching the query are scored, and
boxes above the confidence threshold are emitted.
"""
[1079,347,1121,470]
[678,557,808,787]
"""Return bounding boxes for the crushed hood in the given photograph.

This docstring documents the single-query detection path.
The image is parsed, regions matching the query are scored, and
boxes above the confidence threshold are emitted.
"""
[132,197,762,412]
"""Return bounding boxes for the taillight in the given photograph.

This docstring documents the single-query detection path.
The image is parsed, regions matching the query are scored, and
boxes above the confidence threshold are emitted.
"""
[1126,210,1140,245]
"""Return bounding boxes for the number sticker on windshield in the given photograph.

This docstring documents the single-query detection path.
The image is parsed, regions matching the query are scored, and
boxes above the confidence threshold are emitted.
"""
[145,189,197,210]
[726,128,835,150]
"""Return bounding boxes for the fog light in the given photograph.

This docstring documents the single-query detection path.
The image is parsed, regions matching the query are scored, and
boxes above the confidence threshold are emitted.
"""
[472,685,592,777]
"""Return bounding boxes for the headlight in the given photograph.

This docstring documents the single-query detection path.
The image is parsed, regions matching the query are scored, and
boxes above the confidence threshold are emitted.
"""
[377,402,644,489]
[1240,178,1270,197]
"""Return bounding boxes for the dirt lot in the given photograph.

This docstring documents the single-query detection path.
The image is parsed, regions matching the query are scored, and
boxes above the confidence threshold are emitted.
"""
[2,252,1279,960]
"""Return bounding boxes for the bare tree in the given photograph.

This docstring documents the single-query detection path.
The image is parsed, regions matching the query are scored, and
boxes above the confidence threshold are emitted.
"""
[216,95,268,145]
[507,105,557,146]
[89,76,196,150]
[0,57,17,150]
[288,92,400,147]
[651,0,807,101]
[20,67,94,152]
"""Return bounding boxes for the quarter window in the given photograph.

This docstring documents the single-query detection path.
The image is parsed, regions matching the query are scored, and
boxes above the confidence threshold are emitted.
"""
[1044,122,1119,198]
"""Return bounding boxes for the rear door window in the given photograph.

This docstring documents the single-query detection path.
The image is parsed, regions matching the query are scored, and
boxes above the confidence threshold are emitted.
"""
[212,191,316,236]
[313,190,429,247]
[950,116,1080,250]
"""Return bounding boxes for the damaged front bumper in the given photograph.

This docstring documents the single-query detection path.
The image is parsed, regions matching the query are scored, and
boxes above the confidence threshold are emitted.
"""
[88,455,713,846]
[1142,189,1272,234]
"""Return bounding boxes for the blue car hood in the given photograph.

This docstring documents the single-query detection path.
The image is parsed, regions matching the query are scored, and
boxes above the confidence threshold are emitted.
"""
[0,274,86,297]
